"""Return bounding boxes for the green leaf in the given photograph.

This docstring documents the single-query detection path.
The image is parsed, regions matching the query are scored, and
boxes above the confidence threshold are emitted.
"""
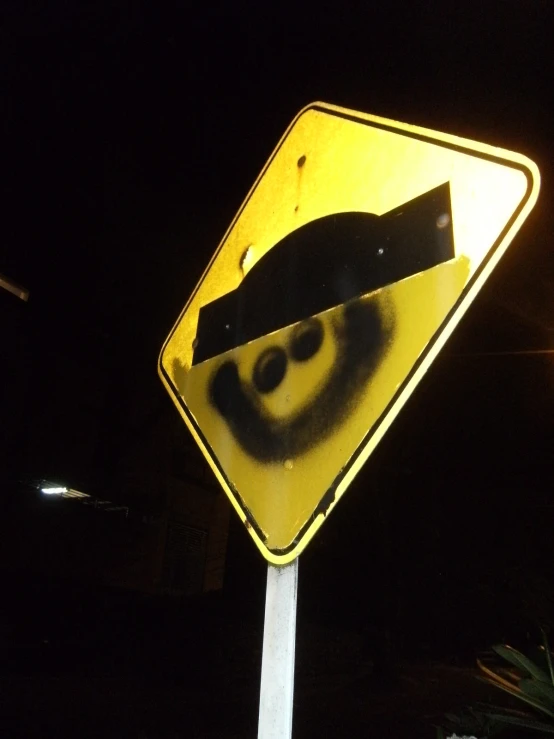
[477,675,554,719]
[493,643,551,683]
[435,727,445,739]
[484,710,554,733]
[440,711,489,737]
[520,677,554,708]
[477,658,520,691]
[444,712,463,724]
[543,629,554,687]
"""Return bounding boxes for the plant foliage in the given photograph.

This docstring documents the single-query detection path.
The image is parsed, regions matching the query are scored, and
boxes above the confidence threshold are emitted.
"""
[437,630,554,738]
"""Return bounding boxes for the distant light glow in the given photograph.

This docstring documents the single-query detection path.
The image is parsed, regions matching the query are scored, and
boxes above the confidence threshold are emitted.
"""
[40,486,90,499]
[41,486,67,495]
[64,488,90,499]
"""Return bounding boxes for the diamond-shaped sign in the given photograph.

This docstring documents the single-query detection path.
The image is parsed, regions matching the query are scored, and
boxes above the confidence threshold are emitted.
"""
[159,102,540,564]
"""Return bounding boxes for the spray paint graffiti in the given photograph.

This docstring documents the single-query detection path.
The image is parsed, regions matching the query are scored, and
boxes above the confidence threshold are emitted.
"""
[192,183,455,463]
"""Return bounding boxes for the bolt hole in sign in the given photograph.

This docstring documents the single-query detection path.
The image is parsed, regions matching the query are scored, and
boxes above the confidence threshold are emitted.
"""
[159,102,540,564]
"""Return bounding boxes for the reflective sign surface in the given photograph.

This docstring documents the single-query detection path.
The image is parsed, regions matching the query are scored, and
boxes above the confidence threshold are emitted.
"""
[159,102,540,563]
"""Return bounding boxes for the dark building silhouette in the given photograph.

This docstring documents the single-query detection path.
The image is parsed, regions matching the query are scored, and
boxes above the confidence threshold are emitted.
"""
[1,271,230,597]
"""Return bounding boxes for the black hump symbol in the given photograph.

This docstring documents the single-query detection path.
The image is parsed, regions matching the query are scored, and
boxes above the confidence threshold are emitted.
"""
[198,183,455,463]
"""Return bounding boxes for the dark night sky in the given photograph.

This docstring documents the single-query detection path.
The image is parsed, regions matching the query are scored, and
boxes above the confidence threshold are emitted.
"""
[1,0,554,619]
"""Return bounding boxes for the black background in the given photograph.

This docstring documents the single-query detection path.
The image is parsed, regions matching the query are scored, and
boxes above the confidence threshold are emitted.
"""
[1,0,554,723]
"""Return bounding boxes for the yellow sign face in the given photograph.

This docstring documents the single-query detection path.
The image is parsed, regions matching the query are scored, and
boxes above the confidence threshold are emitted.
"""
[159,102,540,564]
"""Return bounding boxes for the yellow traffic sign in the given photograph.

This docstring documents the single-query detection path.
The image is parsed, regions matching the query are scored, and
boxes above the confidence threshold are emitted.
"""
[159,102,540,564]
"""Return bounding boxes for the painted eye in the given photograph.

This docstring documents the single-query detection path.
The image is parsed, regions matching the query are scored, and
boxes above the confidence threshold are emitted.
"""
[253,347,287,393]
[289,318,324,362]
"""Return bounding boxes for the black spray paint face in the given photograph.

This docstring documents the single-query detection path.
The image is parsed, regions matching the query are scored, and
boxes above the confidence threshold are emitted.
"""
[192,183,455,463]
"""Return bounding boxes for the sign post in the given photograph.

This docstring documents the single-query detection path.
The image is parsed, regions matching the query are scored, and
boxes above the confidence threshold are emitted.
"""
[258,560,299,739]
[158,101,540,736]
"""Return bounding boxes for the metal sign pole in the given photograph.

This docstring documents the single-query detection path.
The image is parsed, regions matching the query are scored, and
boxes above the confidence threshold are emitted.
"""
[258,558,299,739]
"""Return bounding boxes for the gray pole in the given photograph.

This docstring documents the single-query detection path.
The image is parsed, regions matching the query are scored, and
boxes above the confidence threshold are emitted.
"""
[258,558,299,739]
